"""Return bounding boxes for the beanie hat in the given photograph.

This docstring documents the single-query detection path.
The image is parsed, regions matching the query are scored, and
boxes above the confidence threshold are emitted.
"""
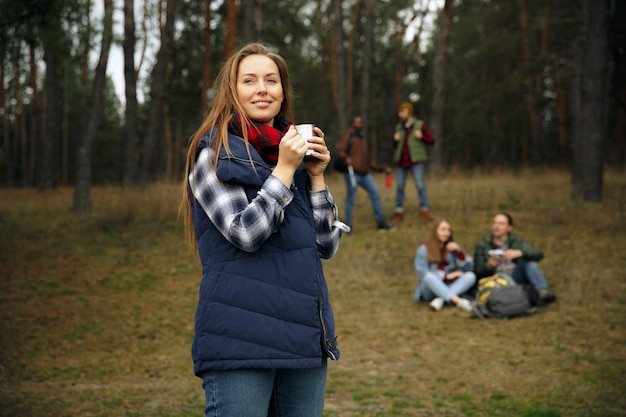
[398,102,413,115]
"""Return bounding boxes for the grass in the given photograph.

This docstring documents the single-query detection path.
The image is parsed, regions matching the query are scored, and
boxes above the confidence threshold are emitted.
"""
[0,169,625,417]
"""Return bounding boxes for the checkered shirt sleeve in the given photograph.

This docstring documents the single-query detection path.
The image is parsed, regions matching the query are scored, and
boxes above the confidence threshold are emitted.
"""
[190,146,341,256]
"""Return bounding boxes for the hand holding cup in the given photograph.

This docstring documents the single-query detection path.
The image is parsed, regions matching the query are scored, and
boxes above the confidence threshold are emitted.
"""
[295,124,315,159]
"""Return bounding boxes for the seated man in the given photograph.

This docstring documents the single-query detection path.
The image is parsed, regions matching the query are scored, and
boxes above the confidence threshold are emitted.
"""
[473,212,556,303]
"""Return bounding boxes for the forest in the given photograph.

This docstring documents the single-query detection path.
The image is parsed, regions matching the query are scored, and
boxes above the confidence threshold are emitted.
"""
[0,0,623,207]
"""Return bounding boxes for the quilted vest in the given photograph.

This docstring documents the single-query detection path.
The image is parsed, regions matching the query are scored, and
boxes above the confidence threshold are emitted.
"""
[393,119,428,163]
[191,130,339,376]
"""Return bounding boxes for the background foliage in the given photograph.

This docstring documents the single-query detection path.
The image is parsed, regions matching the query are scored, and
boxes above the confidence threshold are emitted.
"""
[0,0,624,190]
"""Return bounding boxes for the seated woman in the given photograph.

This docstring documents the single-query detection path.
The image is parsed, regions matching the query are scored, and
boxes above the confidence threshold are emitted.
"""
[413,218,476,312]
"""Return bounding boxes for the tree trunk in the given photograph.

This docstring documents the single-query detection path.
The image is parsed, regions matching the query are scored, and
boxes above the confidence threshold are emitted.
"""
[73,6,91,188]
[62,58,70,185]
[142,0,177,182]
[0,37,11,187]
[223,0,237,60]
[359,0,375,157]
[40,17,64,191]
[165,100,173,178]
[200,0,212,118]
[346,0,362,117]
[331,0,348,136]
[73,0,113,213]
[555,62,569,167]
[123,0,140,187]
[429,0,454,171]
[570,0,610,202]
[243,0,263,43]
[518,0,540,165]
[27,43,40,187]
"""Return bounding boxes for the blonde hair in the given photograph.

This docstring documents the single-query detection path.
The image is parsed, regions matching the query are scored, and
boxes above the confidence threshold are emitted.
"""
[180,43,294,250]
[425,218,454,263]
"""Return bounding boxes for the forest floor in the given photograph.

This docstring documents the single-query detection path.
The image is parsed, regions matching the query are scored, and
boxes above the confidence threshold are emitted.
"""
[0,169,625,417]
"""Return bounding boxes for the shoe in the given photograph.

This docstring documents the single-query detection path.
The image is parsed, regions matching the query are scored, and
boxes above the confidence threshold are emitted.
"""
[377,223,398,232]
[420,209,429,224]
[456,298,473,312]
[392,212,404,224]
[538,288,557,303]
[429,297,444,311]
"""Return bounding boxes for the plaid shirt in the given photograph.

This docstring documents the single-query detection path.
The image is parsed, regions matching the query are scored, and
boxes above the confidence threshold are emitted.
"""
[190,145,341,257]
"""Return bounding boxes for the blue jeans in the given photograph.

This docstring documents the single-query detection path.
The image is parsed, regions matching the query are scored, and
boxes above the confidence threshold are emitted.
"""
[511,259,549,290]
[395,164,429,211]
[413,271,476,302]
[344,171,386,226]
[201,359,327,417]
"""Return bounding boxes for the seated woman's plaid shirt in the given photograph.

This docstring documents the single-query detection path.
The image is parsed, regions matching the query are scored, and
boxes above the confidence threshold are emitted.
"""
[189,145,342,258]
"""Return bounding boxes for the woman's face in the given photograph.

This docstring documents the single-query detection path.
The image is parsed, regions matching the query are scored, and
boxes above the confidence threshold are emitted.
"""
[436,221,452,244]
[236,54,284,126]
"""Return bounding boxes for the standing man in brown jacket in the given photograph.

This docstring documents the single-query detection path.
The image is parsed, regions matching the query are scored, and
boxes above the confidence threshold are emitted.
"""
[337,116,396,232]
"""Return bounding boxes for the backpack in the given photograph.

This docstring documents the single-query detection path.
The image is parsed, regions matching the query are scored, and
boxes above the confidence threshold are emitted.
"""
[472,274,541,319]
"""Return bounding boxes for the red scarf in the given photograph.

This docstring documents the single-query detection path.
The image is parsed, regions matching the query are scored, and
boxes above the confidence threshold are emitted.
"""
[228,113,293,164]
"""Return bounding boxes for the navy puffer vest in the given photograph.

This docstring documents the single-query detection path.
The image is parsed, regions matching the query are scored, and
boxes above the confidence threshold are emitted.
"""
[191,130,339,376]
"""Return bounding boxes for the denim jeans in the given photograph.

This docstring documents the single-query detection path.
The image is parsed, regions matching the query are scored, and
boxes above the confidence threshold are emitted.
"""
[511,259,549,289]
[413,271,476,302]
[395,164,429,211]
[344,171,386,226]
[201,359,327,417]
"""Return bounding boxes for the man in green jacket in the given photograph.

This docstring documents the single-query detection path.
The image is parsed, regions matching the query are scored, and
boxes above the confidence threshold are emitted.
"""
[474,212,556,303]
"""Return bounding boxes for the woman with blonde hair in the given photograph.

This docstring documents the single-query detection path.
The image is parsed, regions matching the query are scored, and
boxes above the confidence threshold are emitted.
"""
[413,218,476,312]
[181,43,343,417]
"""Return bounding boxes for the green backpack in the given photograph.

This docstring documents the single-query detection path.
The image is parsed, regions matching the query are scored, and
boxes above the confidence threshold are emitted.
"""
[472,274,541,319]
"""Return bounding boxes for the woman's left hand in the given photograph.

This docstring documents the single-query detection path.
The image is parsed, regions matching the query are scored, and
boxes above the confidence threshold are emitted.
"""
[302,126,331,177]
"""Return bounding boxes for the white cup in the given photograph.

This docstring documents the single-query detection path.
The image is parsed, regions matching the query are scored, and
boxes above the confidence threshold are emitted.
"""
[295,124,314,156]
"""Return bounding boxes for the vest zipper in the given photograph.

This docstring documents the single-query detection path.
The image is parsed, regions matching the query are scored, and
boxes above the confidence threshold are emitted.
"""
[317,269,337,360]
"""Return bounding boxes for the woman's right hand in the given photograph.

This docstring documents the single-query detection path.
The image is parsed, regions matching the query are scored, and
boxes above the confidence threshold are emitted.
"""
[272,126,307,187]
[279,126,307,166]
[446,242,460,252]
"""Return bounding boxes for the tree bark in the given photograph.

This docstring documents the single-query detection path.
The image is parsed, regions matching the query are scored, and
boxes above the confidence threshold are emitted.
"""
[73,0,113,213]
[40,15,64,191]
[142,0,177,182]
[429,0,454,171]
[200,0,212,118]
[123,0,140,187]
[518,0,540,165]
[570,0,610,201]
[555,62,569,167]
[0,36,11,187]
[331,0,348,136]
[359,0,375,156]
[223,0,238,60]
[243,0,263,43]
[346,0,361,117]
[27,43,40,187]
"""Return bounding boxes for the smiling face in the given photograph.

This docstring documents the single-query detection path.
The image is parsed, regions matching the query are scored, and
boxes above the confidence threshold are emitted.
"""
[435,220,452,244]
[236,54,284,126]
